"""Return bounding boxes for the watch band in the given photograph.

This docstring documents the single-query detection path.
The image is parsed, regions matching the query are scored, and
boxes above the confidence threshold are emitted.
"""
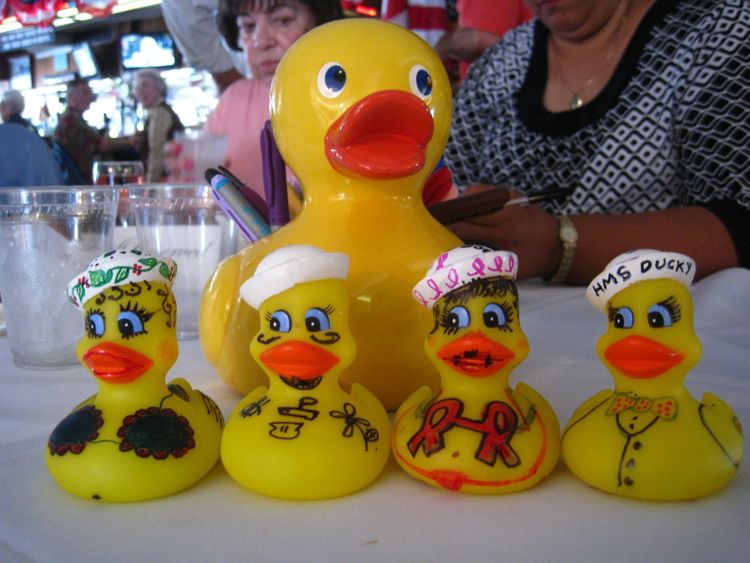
[549,214,578,284]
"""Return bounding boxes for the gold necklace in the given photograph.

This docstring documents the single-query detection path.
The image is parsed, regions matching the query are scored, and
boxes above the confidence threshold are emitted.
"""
[550,6,629,110]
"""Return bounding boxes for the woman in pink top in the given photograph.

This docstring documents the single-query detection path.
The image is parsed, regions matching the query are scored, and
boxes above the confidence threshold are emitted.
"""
[171,0,343,194]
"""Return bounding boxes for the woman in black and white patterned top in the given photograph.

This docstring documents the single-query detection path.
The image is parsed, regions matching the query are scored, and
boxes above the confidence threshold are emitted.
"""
[445,0,750,284]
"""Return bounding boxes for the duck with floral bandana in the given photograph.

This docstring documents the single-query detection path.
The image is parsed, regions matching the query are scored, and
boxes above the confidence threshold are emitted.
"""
[562,250,743,500]
[46,249,223,502]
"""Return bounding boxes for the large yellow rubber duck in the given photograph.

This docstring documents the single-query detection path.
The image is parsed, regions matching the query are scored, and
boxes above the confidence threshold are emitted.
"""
[562,250,744,500]
[221,245,390,499]
[393,245,560,494]
[200,18,460,410]
[47,249,223,502]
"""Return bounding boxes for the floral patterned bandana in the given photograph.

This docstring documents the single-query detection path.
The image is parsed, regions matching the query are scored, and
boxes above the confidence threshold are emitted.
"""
[67,248,177,309]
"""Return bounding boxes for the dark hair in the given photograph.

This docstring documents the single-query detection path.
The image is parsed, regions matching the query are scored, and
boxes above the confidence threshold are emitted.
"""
[218,0,344,51]
[66,77,90,92]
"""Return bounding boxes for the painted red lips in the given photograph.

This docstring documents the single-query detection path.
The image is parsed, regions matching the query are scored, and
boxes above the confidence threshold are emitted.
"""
[437,331,515,377]
[82,342,153,383]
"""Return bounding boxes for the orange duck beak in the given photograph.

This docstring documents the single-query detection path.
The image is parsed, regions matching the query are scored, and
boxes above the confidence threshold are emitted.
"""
[437,331,515,377]
[604,335,684,378]
[260,340,340,380]
[82,342,153,384]
[324,90,434,179]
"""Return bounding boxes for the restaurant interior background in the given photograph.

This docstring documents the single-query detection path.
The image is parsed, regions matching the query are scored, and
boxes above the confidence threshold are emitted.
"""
[0,0,381,139]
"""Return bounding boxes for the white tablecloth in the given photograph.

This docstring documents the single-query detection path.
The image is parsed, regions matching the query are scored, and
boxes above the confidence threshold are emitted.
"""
[1,271,749,562]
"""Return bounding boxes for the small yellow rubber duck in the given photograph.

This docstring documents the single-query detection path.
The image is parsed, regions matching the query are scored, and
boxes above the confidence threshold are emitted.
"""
[562,250,744,500]
[393,245,560,494]
[221,245,390,500]
[46,249,223,502]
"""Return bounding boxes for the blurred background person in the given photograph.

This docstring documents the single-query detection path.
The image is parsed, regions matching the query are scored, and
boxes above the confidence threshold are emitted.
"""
[167,0,343,195]
[134,70,184,182]
[53,79,136,183]
[0,123,63,187]
[161,0,248,93]
[435,0,532,85]
[1,90,37,135]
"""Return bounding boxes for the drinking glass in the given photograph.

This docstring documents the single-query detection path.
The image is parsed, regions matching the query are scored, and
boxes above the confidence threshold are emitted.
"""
[92,161,144,228]
[128,183,238,340]
[0,186,120,368]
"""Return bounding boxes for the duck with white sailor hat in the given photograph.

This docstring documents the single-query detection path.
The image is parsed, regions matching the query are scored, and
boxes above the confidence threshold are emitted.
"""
[393,244,560,494]
[221,245,390,500]
[562,249,744,500]
[47,248,223,502]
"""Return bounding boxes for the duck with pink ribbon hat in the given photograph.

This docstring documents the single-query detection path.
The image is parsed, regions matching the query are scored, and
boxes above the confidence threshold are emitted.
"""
[562,249,743,500]
[220,245,390,500]
[393,244,560,494]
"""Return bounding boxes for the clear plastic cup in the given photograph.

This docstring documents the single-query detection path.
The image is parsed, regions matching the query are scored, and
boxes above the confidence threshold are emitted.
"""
[0,186,119,369]
[128,183,238,339]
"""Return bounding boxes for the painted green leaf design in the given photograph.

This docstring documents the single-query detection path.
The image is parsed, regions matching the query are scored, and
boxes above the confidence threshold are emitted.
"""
[159,263,171,279]
[89,270,107,287]
[139,257,158,269]
[114,267,130,283]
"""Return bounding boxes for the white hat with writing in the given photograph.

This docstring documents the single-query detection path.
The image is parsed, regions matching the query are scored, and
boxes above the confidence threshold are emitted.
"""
[412,244,518,308]
[586,249,696,311]
[240,244,349,309]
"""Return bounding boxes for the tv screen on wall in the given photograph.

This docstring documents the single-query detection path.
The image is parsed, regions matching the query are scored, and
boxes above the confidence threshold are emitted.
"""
[72,42,100,79]
[120,32,176,70]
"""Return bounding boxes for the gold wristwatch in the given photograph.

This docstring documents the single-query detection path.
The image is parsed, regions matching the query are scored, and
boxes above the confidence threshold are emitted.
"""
[549,214,578,284]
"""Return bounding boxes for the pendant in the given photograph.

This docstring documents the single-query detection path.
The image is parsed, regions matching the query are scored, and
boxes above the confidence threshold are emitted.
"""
[569,94,583,110]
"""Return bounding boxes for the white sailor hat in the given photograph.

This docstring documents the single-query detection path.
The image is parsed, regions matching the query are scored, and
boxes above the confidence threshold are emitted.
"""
[240,244,349,309]
[412,244,518,308]
[586,249,695,312]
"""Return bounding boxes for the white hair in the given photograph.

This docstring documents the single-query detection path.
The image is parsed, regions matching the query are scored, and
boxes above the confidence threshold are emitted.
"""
[135,69,168,97]
[1,89,25,114]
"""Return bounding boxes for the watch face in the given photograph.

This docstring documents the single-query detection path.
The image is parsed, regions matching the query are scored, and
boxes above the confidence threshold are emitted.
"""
[560,220,578,243]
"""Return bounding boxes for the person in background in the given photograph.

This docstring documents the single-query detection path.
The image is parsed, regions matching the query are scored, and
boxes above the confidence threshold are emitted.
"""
[134,70,184,182]
[161,0,247,93]
[444,0,750,284]
[381,0,450,48]
[0,89,37,134]
[53,79,135,183]
[435,0,532,83]
[0,123,63,187]
[168,0,343,194]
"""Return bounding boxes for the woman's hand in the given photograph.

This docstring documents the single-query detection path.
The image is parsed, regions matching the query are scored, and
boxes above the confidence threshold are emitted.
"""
[447,184,561,279]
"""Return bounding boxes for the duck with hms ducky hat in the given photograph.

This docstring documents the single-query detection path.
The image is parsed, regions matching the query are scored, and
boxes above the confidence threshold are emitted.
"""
[200,18,460,411]
[46,249,223,502]
[393,245,560,494]
[562,249,743,500]
[221,245,390,500]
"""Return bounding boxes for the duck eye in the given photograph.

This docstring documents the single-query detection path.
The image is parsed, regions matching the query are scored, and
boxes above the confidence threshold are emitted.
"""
[305,308,331,332]
[483,303,507,328]
[317,62,346,98]
[409,65,432,99]
[612,307,634,329]
[269,310,291,333]
[118,311,145,339]
[447,306,470,330]
[85,311,105,338]
[647,304,673,328]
